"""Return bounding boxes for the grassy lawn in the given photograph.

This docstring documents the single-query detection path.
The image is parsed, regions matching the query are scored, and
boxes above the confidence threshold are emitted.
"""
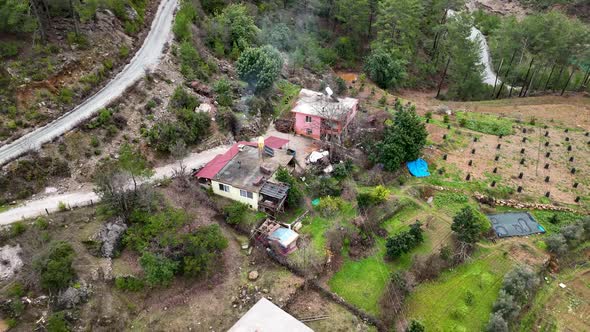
[456,111,514,136]
[405,248,513,332]
[329,202,435,315]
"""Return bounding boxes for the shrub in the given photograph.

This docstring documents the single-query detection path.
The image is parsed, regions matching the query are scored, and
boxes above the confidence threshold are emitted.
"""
[33,241,76,291]
[173,0,197,41]
[139,252,178,287]
[317,196,344,217]
[46,311,70,332]
[0,41,19,58]
[182,224,228,277]
[215,107,239,134]
[115,276,145,292]
[275,167,303,207]
[385,222,424,259]
[207,4,259,55]
[213,78,233,107]
[58,201,68,211]
[118,45,130,58]
[451,206,481,244]
[58,87,74,104]
[178,41,212,81]
[223,201,249,225]
[357,185,390,210]
[10,222,26,237]
[406,320,425,332]
[170,86,199,111]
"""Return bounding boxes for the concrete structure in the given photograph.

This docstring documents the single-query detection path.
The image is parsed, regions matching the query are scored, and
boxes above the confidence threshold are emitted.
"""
[291,89,359,140]
[255,219,299,255]
[229,297,313,332]
[195,137,293,211]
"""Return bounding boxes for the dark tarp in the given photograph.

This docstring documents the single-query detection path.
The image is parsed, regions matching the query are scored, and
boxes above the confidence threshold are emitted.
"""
[487,212,546,238]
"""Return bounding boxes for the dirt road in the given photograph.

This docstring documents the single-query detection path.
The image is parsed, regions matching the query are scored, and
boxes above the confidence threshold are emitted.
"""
[0,0,178,166]
[0,144,230,224]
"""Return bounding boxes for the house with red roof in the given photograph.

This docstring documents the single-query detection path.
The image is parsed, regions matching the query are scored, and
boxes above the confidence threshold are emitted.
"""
[195,136,294,213]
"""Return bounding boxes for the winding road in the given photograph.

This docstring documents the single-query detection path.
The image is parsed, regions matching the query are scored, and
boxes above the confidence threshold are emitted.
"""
[0,0,178,166]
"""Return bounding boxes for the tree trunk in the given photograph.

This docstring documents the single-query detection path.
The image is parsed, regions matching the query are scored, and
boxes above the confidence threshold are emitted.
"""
[496,49,517,99]
[543,63,556,91]
[70,0,80,36]
[519,57,534,97]
[436,58,451,99]
[492,58,504,97]
[523,67,538,97]
[561,69,575,96]
[553,66,565,92]
[30,0,48,43]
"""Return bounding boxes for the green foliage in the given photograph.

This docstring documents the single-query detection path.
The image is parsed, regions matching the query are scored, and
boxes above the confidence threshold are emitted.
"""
[0,41,19,58]
[385,222,424,259]
[316,196,345,217]
[115,276,145,292]
[66,32,89,49]
[182,224,228,277]
[443,13,488,101]
[207,4,259,56]
[223,201,249,225]
[178,41,213,81]
[406,320,425,332]
[236,45,283,93]
[357,185,390,210]
[370,104,427,171]
[275,167,303,207]
[58,201,68,211]
[451,206,481,244]
[46,311,70,332]
[544,217,589,256]
[170,86,199,111]
[7,282,25,298]
[0,0,37,33]
[173,0,197,41]
[86,108,113,129]
[33,241,76,292]
[264,22,292,51]
[139,252,178,287]
[473,10,501,35]
[456,112,514,136]
[118,45,130,58]
[58,87,74,104]
[201,0,226,15]
[364,48,407,89]
[213,78,233,107]
[9,221,26,237]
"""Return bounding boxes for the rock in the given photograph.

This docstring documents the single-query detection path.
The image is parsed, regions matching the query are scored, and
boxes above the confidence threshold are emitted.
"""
[262,288,269,294]
[93,218,128,258]
[248,270,259,281]
[197,103,214,113]
[125,5,139,21]
[57,281,91,309]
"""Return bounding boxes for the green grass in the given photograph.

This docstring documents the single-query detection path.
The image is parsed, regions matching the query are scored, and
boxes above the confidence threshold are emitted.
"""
[329,201,432,315]
[406,248,513,332]
[456,111,514,136]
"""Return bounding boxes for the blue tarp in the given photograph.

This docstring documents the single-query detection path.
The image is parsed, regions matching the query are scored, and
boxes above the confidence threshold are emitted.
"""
[407,158,430,177]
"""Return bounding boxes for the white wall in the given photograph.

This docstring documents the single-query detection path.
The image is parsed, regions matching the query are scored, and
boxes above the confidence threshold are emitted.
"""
[211,180,259,210]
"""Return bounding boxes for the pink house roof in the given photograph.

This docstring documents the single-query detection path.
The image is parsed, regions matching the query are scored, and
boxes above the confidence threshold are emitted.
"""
[195,136,289,180]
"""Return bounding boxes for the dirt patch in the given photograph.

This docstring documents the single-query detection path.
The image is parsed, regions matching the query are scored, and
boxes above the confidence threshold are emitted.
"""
[0,244,23,281]
[287,289,374,331]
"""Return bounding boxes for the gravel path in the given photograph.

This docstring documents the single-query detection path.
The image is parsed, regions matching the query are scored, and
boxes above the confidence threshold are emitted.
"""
[0,0,178,166]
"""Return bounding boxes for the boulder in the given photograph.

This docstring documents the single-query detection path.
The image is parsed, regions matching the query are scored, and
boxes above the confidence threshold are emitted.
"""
[57,281,91,309]
[94,218,127,258]
[248,270,259,281]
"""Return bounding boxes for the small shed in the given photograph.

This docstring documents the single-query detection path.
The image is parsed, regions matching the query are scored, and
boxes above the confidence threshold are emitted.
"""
[268,228,299,255]
[259,181,290,215]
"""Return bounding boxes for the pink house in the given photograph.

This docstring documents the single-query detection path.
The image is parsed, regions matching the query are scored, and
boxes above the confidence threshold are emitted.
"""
[291,89,359,140]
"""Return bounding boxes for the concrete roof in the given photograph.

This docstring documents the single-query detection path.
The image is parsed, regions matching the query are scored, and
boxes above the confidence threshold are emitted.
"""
[228,297,313,332]
[291,89,358,120]
[214,145,293,192]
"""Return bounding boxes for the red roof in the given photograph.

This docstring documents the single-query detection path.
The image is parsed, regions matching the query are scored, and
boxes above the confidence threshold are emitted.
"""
[264,136,289,149]
[195,136,289,180]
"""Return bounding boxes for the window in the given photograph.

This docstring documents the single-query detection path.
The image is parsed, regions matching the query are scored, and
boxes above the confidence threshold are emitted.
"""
[305,115,312,123]
[306,128,312,135]
[218,183,230,192]
[240,189,253,199]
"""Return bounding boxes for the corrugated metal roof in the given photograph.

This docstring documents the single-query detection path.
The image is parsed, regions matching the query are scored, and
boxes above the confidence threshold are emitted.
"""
[260,182,289,200]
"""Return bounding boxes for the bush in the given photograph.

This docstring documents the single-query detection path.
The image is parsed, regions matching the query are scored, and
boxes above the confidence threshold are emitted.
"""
[46,311,70,332]
[0,41,19,58]
[406,320,425,332]
[58,87,74,104]
[33,241,76,291]
[182,224,228,277]
[213,78,233,107]
[317,196,345,217]
[118,45,130,58]
[178,41,212,81]
[58,201,68,211]
[385,222,424,259]
[357,185,390,210]
[170,86,199,111]
[10,222,27,237]
[115,276,145,292]
[223,201,249,225]
[139,252,178,287]
[173,0,197,41]
[207,4,259,56]
[275,167,303,207]
[451,206,481,244]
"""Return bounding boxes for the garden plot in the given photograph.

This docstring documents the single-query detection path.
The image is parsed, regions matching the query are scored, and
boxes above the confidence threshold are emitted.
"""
[427,113,590,206]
